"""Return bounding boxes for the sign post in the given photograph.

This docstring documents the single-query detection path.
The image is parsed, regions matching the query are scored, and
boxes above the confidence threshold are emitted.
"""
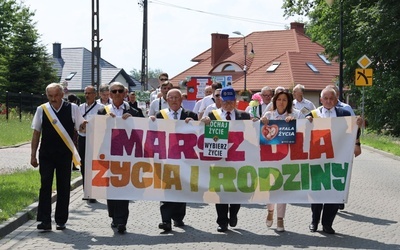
[356,55,373,135]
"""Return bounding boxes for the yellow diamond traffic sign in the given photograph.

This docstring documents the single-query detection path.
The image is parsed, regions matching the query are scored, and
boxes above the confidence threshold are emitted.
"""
[357,55,372,69]
[355,68,373,86]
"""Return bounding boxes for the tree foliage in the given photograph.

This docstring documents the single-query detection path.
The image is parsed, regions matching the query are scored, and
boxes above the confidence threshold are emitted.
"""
[0,0,57,94]
[130,68,164,81]
[283,0,400,136]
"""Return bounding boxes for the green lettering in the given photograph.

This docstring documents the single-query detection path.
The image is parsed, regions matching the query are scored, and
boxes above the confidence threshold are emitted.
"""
[310,163,331,190]
[237,166,258,193]
[282,164,300,190]
[301,163,310,190]
[258,167,283,191]
[209,166,237,192]
[332,162,348,191]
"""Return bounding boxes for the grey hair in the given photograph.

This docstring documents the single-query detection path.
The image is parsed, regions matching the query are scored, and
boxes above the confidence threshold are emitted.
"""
[46,83,64,94]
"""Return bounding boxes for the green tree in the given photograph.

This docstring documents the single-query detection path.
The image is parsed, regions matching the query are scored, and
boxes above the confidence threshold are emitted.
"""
[130,68,164,81]
[283,0,400,136]
[0,0,57,94]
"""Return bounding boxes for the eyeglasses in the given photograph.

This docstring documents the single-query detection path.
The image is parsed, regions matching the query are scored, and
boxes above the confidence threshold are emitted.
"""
[215,94,221,97]
[159,78,168,81]
[111,89,125,94]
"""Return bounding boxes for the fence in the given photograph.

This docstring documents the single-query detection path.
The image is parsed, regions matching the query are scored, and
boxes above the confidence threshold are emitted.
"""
[0,91,47,121]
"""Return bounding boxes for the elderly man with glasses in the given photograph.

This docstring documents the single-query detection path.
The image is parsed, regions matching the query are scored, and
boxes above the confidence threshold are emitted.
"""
[97,82,144,234]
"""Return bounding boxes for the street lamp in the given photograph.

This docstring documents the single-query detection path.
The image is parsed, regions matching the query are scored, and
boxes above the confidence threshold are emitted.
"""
[232,31,255,92]
[326,0,344,102]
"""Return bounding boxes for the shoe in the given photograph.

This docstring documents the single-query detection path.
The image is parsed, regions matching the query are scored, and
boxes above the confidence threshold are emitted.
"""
[173,220,185,227]
[56,224,66,230]
[338,203,345,210]
[37,222,51,231]
[158,222,172,232]
[217,224,228,232]
[88,199,97,203]
[323,225,335,234]
[111,222,117,228]
[276,218,285,232]
[117,224,126,234]
[266,210,274,227]
[229,217,237,227]
[309,223,318,232]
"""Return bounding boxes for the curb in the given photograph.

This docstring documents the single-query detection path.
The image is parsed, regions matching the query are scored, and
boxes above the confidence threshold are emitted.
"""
[0,177,82,239]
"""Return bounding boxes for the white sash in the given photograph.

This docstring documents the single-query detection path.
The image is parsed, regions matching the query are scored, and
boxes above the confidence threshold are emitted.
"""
[41,103,81,166]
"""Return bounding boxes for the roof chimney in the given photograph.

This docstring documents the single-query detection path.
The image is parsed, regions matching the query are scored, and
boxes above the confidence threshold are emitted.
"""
[211,33,229,65]
[53,43,62,58]
[290,22,305,34]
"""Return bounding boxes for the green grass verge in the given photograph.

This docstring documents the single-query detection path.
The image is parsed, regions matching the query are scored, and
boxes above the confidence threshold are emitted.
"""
[361,130,400,157]
[0,170,81,223]
[0,114,33,147]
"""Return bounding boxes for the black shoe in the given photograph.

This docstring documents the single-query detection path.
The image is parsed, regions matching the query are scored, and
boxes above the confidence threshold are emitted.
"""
[229,217,238,227]
[309,223,318,232]
[56,224,66,230]
[117,224,126,234]
[323,225,336,234]
[88,199,97,203]
[217,224,228,232]
[111,222,117,228]
[173,220,185,227]
[158,222,172,232]
[338,203,345,210]
[37,222,52,231]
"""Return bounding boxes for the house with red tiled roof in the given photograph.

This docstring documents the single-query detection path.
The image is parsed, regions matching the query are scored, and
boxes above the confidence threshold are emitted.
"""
[171,22,339,105]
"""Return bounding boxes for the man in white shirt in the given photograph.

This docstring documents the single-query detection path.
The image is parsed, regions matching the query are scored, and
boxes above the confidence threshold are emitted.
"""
[31,83,86,231]
[148,81,173,116]
[198,82,222,119]
[150,73,169,103]
[78,85,104,203]
[293,84,316,117]
[203,88,222,115]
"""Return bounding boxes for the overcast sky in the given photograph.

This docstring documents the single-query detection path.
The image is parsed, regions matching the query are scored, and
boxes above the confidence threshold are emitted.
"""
[24,0,305,78]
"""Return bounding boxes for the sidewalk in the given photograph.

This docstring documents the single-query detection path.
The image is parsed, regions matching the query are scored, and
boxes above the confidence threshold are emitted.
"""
[0,146,399,249]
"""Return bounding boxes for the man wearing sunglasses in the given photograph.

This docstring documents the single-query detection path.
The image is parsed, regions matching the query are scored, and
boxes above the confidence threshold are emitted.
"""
[150,73,169,103]
[97,82,144,234]
[203,88,222,115]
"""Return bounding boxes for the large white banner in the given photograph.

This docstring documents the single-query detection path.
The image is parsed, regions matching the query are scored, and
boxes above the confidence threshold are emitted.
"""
[84,115,358,204]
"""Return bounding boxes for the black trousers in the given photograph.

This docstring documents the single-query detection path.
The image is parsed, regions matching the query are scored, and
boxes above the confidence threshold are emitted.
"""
[37,150,72,224]
[311,203,339,227]
[216,204,240,226]
[107,200,129,225]
[160,201,186,223]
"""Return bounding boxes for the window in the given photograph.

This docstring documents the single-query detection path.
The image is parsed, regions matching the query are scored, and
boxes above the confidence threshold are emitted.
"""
[318,53,331,65]
[222,64,235,72]
[266,62,281,72]
[65,72,77,80]
[306,62,319,73]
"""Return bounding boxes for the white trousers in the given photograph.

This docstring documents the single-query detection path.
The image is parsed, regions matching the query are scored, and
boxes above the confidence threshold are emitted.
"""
[267,203,287,218]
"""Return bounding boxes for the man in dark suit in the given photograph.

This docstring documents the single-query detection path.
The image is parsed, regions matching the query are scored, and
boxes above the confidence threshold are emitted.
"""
[128,91,144,117]
[306,87,361,234]
[97,82,144,234]
[202,86,251,232]
[150,88,198,232]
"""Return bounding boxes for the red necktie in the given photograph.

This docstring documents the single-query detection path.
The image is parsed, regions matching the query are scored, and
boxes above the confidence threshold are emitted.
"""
[226,111,231,120]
